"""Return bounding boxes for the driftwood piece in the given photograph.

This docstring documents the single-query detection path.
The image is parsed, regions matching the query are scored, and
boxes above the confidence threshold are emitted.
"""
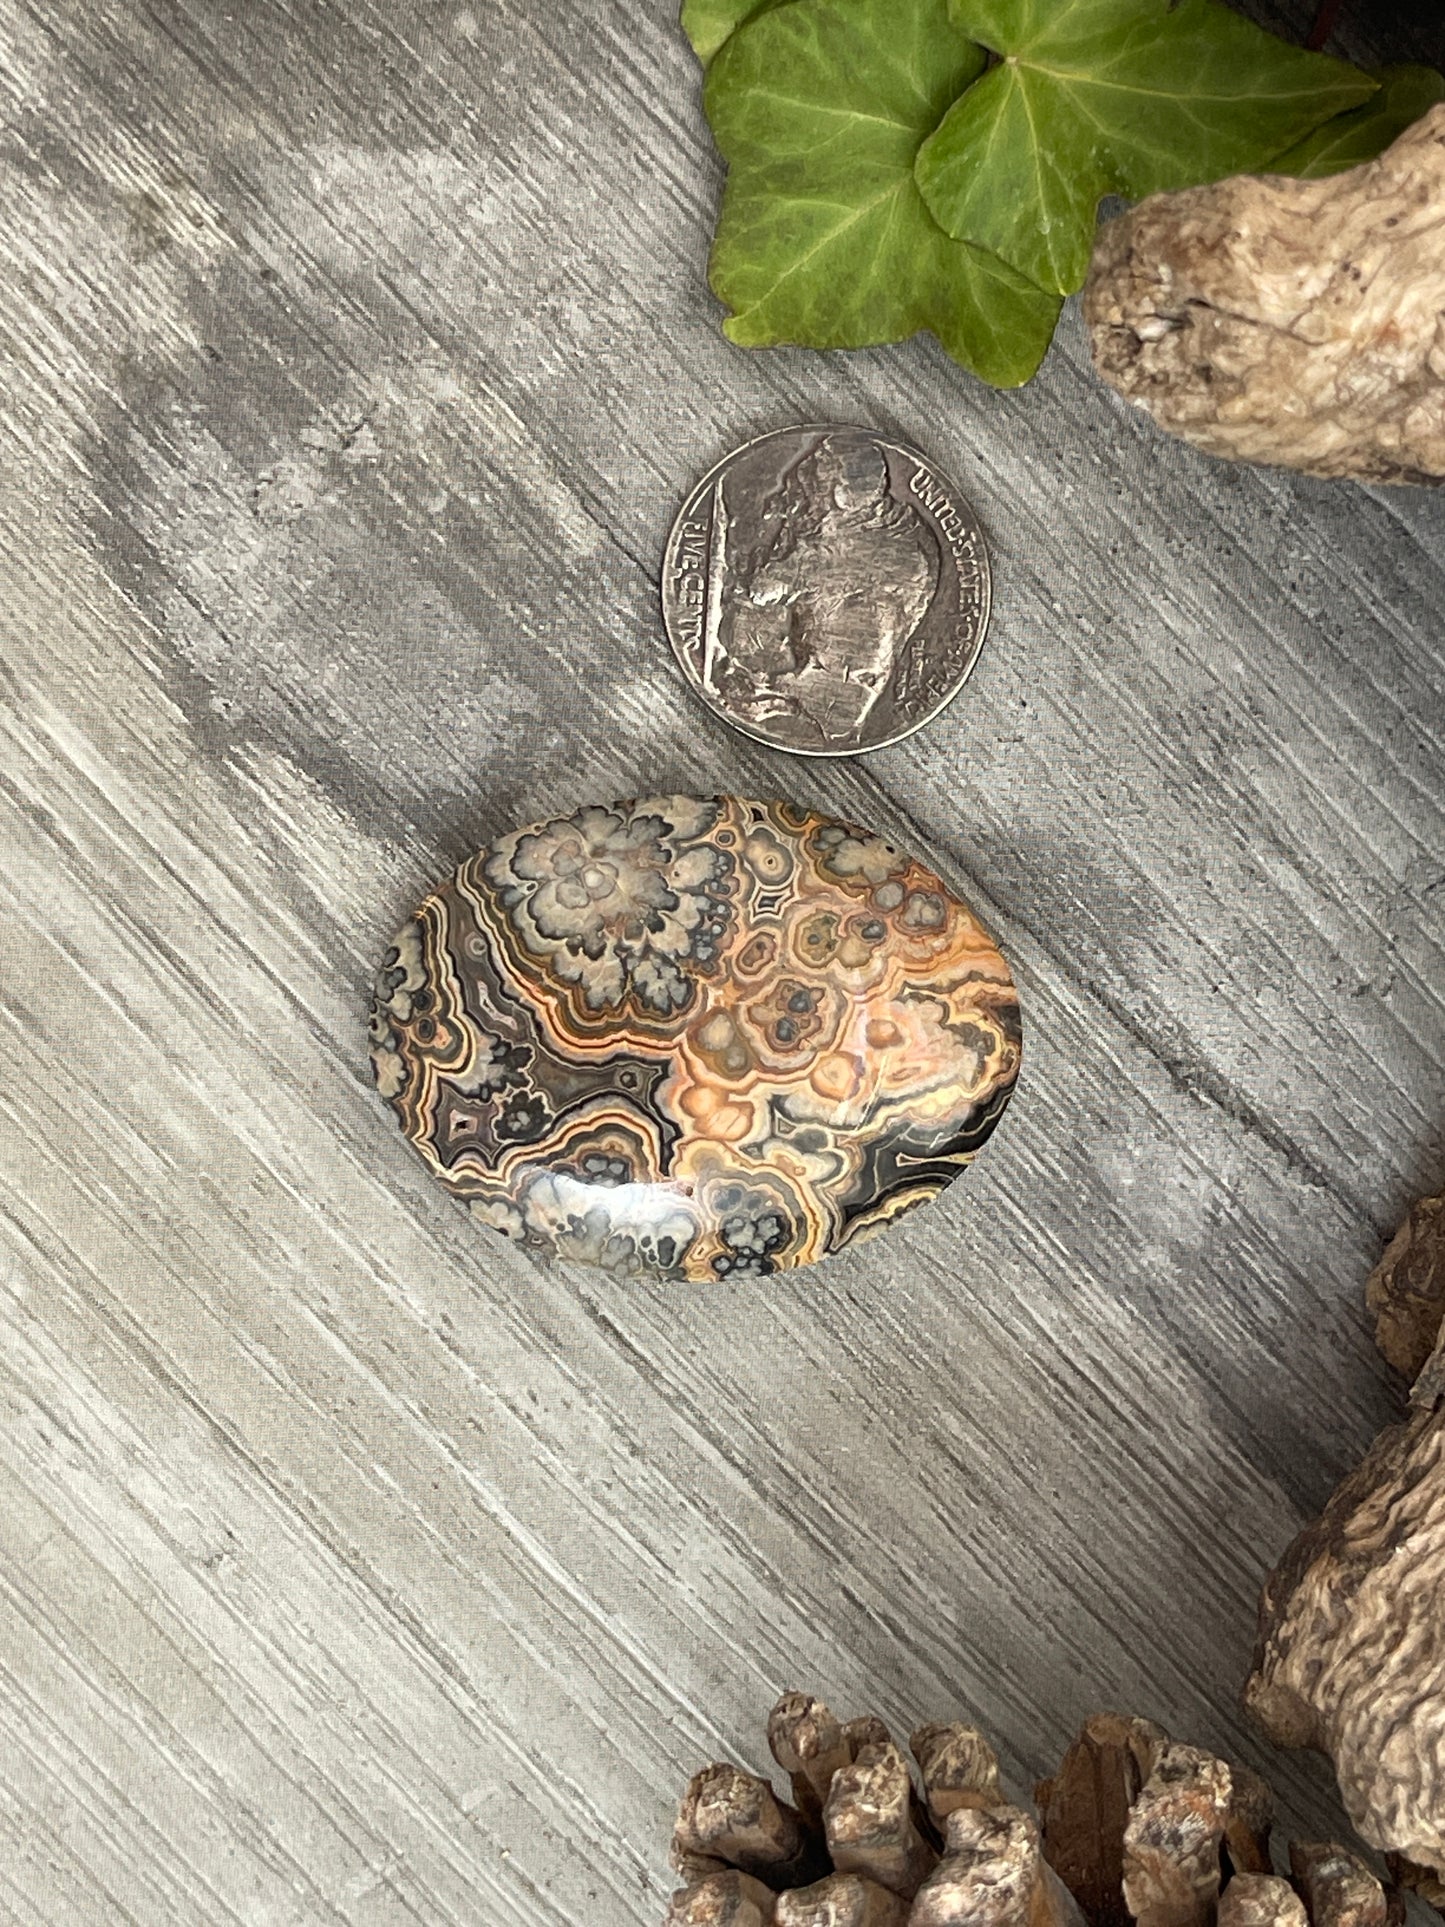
[1224,1766,1275,1879]
[911,1724,1004,1824]
[676,1765,821,1888]
[1038,1714,1169,1927]
[771,1696,853,1832]
[669,1872,780,1926]
[1367,1193,1445,1383]
[772,1871,909,1927]
[1217,1874,1308,1927]
[1121,1744,1232,1927]
[1084,107,1445,485]
[1288,1844,1389,1927]
[823,1741,939,1900]
[1244,1333,1445,1882]
[911,1805,1085,1927]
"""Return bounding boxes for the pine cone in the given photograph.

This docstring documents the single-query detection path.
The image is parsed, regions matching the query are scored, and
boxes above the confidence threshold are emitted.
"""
[664,1697,1404,1927]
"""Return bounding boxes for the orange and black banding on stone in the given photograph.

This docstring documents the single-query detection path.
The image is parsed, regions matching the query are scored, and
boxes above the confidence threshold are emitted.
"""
[370,795,1021,1279]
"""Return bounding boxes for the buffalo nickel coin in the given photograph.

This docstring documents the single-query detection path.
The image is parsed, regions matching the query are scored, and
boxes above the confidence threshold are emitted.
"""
[661,424,991,757]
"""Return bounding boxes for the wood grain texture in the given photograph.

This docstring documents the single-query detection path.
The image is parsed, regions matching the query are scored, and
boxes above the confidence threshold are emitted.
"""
[0,0,1441,1921]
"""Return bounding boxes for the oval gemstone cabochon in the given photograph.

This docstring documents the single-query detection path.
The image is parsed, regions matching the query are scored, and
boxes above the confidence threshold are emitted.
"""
[370,796,1021,1277]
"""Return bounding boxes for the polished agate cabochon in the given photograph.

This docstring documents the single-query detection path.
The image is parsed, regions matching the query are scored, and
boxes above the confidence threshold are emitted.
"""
[370,796,1021,1278]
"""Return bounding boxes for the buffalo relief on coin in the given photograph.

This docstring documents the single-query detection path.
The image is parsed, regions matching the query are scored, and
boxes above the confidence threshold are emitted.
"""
[662,425,991,757]
[371,796,1021,1279]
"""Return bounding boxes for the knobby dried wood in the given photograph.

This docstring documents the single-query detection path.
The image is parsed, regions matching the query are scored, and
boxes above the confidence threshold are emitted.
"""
[1245,1194,1445,1893]
[1366,1192,1445,1383]
[1085,108,1445,484]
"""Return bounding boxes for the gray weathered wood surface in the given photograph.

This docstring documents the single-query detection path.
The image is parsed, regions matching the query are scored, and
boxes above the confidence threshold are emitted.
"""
[1,1,1443,1921]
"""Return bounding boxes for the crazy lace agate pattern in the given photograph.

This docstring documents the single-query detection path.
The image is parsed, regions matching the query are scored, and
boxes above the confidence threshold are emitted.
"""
[370,796,1021,1278]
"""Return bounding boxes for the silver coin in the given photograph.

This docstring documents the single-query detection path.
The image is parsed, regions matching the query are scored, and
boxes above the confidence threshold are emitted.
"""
[661,424,991,757]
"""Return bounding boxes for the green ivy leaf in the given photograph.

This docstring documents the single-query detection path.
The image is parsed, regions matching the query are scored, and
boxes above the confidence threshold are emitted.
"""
[681,0,793,65]
[914,0,1378,296]
[703,0,1063,386]
[1273,64,1445,179]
